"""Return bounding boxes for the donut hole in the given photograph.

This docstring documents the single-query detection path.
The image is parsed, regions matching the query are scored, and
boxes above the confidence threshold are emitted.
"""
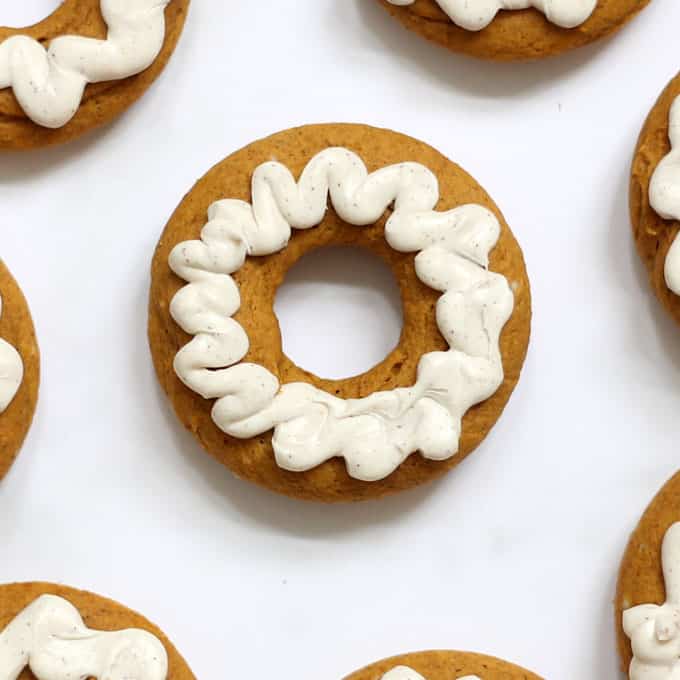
[274,246,403,380]
[2,1,63,28]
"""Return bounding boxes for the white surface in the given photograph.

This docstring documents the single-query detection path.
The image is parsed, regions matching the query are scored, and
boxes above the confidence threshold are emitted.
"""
[0,1,678,679]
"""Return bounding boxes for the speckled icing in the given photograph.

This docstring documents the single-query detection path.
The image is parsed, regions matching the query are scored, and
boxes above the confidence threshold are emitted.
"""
[0,594,167,680]
[649,96,680,296]
[381,667,480,680]
[385,0,596,30]
[169,147,514,483]
[0,291,23,413]
[623,522,680,679]
[0,0,169,128]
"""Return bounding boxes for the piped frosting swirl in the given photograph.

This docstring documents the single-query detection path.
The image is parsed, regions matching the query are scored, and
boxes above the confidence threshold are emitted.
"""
[169,147,514,482]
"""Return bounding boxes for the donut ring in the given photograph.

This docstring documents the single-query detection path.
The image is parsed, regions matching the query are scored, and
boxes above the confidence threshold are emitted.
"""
[615,471,680,677]
[0,260,39,480]
[376,0,651,61]
[0,0,190,150]
[0,582,196,680]
[345,650,543,680]
[630,72,680,326]
[149,123,531,503]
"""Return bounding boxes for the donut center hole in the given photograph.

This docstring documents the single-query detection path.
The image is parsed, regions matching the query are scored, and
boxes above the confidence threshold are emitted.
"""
[3,1,63,28]
[274,246,403,380]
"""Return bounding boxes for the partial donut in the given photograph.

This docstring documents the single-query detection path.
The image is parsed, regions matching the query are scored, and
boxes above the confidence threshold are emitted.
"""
[377,0,651,61]
[345,650,543,680]
[0,259,39,480]
[0,0,190,150]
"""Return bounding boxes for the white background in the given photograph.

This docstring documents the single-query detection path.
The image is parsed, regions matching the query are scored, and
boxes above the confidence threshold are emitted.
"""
[1,1,679,679]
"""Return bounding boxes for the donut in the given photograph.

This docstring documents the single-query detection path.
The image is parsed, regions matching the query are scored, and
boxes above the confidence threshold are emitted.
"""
[630,72,680,326]
[377,0,651,61]
[345,650,543,680]
[0,582,196,680]
[149,123,531,502]
[615,471,680,678]
[0,259,39,480]
[0,0,190,150]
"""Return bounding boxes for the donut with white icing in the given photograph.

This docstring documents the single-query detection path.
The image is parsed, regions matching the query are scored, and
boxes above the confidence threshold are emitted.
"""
[149,123,531,502]
[345,650,543,680]
[0,582,196,680]
[0,0,189,150]
[631,72,680,326]
[0,259,38,480]
[616,471,680,679]
[377,0,651,61]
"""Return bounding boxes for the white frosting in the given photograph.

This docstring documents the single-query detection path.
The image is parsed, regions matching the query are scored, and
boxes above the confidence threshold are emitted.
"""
[0,0,169,128]
[624,522,680,679]
[649,96,680,296]
[381,666,480,680]
[169,147,514,483]
[385,0,596,30]
[0,292,23,414]
[0,594,168,680]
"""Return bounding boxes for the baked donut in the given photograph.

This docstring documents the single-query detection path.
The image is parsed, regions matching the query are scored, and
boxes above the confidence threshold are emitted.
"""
[0,582,196,680]
[149,123,531,502]
[345,650,543,680]
[630,72,680,326]
[616,471,680,679]
[0,0,190,150]
[0,259,39,480]
[377,0,651,61]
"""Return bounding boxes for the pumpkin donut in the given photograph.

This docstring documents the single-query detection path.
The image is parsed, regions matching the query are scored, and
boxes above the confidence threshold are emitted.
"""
[0,259,39,480]
[0,582,196,680]
[0,0,190,150]
[616,471,680,678]
[149,122,532,503]
[345,650,543,680]
[630,71,680,326]
[377,0,651,61]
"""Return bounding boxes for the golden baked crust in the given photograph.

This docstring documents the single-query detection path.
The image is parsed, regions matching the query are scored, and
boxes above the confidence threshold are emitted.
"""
[377,0,651,61]
[149,122,532,502]
[0,582,196,680]
[344,650,543,679]
[615,471,680,673]
[0,0,190,150]
[0,260,39,480]
[630,72,680,325]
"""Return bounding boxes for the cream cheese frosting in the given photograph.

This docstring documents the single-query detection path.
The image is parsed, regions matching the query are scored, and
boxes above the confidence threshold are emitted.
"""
[0,594,168,680]
[385,0,597,30]
[0,291,23,413]
[0,0,169,128]
[649,96,680,296]
[381,667,480,680]
[623,522,680,680]
[169,147,514,483]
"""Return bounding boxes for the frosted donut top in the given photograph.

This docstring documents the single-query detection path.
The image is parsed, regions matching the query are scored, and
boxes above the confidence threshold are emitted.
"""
[0,594,168,680]
[385,0,596,31]
[0,291,23,413]
[169,146,514,482]
[0,0,170,128]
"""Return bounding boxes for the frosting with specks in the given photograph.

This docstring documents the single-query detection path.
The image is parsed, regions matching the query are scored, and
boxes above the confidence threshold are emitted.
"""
[381,667,481,680]
[169,146,514,483]
[385,0,597,31]
[0,291,23,413]
[649,96,680,296]
[0,594,168,680]
[623,522,680,679]
[0,0,169,128]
